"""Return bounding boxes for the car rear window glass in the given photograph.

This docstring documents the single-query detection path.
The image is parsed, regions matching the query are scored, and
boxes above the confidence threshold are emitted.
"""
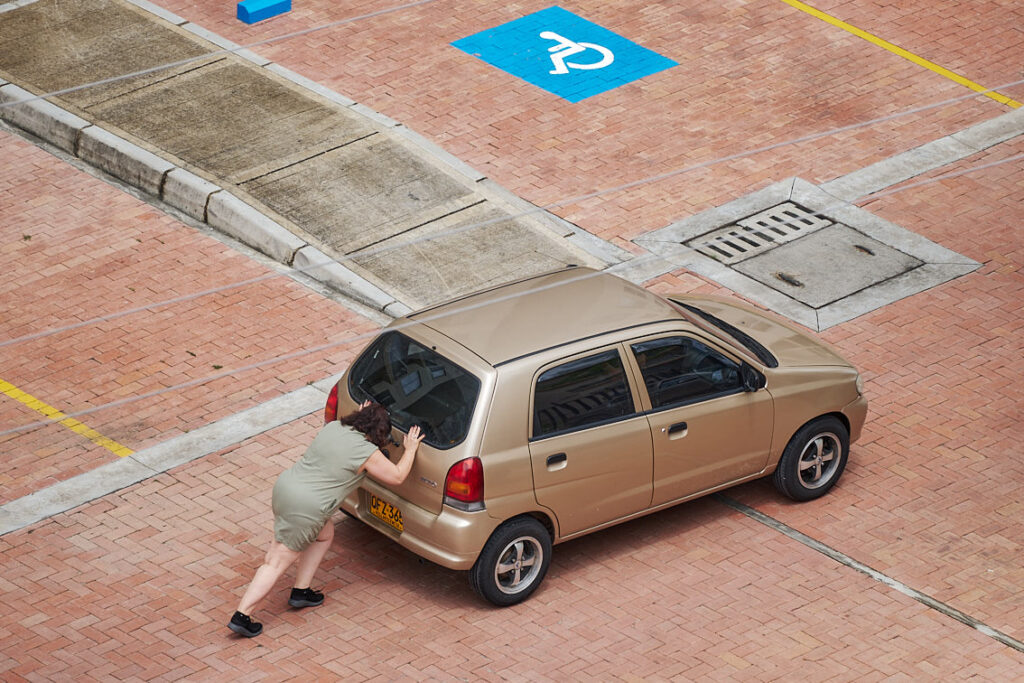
[631,336,741,408]
[533,350,635,438]
[348,331,481,449]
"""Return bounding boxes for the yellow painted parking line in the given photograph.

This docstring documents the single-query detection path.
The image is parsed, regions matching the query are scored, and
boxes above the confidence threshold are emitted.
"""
[780,0,1021,109]
[0,379,134,457]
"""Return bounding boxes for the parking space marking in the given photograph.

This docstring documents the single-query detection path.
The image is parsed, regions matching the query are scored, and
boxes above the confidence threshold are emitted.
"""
[0,379,134,457]
[451,6,677,102]
[780,0,1021,109]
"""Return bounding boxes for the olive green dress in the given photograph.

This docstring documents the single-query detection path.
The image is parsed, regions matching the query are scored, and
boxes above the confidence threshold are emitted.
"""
[272,422,378,552]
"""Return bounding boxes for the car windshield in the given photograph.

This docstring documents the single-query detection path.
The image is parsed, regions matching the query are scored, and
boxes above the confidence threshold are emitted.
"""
[348,331,481,449]
[669,300,779,368]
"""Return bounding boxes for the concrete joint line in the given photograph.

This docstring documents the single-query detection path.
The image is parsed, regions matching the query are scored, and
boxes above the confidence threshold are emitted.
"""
[238,133,378,185]
[715,494,1024,655]
[73,124,93,158]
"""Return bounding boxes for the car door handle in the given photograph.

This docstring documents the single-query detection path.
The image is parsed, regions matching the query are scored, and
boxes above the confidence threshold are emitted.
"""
[667,422,688,439]
[546,453,567,466]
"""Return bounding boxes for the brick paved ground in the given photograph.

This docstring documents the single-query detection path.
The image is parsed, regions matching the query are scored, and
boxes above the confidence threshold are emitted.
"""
[0,130,381,503]
[2,0,1023,679]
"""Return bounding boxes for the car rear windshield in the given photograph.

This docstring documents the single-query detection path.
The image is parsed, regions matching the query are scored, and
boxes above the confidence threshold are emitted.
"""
[348,331,481,449]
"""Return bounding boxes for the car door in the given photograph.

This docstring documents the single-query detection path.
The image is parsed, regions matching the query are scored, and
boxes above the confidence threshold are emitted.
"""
[628,334,773,506]
[528,347,653,538]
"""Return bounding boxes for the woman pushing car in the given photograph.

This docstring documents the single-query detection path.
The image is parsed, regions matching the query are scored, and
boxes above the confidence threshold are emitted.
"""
[229,402,423,637]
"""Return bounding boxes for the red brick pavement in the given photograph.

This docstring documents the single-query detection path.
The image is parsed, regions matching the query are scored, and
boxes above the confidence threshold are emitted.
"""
[2,0,1023,678]
[152,0,1021,253]
[0,130,381,503]
[1,415,1021,680]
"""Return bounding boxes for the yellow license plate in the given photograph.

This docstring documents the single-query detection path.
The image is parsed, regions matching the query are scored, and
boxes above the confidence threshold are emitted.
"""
[368,494,403,533]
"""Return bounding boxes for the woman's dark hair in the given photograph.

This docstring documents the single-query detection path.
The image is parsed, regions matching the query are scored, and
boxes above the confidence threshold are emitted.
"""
[339,403,392,449]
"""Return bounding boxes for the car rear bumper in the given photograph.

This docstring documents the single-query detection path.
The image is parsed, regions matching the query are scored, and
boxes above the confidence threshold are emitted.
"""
[340,481,497,571]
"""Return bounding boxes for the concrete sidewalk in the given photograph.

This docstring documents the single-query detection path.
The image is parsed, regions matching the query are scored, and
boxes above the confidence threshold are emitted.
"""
[0,0,625,313]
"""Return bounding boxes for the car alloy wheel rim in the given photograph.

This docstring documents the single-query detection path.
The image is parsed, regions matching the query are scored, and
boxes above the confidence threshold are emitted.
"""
[494,536,543,595]
[797,432,841,489]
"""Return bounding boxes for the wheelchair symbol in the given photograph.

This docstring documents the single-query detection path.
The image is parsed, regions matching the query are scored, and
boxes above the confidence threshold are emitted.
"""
[540,31,614,75]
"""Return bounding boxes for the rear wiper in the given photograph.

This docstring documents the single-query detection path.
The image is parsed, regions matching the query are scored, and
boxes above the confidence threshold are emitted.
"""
[676,302,779,368]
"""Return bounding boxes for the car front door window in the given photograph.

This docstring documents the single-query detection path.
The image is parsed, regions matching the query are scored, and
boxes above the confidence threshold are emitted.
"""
[631,336,741,409]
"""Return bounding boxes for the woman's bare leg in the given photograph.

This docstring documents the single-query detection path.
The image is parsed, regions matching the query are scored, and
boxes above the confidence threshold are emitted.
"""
[293,521,334,589]
[236,540,300,615]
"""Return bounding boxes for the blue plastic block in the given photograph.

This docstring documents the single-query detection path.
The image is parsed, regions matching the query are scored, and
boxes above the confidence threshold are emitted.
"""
[237,0,291,24]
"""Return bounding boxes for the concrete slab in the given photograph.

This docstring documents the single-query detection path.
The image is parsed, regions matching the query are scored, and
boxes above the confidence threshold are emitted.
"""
[734,225,923,308]
[820,137,977,202]
[348,201,604,309]
[88,59,376,183]
[0,0,213,108]
[241,134,478,255]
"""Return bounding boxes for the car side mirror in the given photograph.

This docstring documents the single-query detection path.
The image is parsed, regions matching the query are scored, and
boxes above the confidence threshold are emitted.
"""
[741,364,766,392]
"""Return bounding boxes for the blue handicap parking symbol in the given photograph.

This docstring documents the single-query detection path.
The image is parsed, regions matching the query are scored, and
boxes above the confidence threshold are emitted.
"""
[452,6,678,103]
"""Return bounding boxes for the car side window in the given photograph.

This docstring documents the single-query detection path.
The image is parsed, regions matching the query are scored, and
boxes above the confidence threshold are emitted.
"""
[533,350,635,438]
[631,336,741,409]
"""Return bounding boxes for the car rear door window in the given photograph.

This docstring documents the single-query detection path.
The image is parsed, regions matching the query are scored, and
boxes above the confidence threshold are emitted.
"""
[533,350,635,438]
[631,336,741,409]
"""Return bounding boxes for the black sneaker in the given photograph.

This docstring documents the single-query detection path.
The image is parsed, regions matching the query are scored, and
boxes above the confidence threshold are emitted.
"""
[228,611,262,637]
[288,587,325,608]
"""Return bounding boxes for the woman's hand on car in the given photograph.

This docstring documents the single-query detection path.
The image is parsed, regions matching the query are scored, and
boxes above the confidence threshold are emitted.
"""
[361,426,423,486]
[404,425,425,452]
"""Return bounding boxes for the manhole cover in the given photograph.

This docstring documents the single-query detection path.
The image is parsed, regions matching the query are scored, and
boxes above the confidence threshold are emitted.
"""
[733,225,923,308]
[634,178,980,330]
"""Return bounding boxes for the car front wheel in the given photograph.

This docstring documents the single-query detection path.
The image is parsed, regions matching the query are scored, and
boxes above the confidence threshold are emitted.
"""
[773,416,849,501]
[470,517,552,606]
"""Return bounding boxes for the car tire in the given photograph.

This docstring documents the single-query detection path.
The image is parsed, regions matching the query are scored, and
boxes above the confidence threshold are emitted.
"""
[773,416,849,502]
[470,517,552,607]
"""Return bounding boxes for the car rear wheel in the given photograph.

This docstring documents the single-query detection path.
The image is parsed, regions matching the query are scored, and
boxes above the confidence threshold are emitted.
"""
[773,416,849,501]
[470,517,552,607]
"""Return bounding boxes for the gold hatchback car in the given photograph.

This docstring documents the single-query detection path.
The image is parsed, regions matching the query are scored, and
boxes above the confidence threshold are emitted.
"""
[325,267,867,605]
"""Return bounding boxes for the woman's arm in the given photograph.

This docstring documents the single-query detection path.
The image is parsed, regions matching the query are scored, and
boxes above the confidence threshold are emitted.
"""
[359,426,424,486]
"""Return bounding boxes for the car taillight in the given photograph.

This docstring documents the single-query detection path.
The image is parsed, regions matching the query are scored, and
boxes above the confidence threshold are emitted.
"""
[444,457,484,511]
[324,384,339,423]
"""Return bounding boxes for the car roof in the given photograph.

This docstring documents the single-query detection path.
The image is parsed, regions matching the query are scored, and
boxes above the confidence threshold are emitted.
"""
[406,267,682,366]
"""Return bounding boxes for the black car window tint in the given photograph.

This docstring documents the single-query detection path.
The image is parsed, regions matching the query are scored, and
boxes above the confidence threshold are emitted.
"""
[533,350,635,438]
[631,336,741,408]
[348,331,481,449]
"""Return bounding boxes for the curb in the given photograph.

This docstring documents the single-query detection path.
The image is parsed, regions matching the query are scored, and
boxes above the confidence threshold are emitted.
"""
[0,381,333,536]
[0,78,410,315]
[819,106,1024,201]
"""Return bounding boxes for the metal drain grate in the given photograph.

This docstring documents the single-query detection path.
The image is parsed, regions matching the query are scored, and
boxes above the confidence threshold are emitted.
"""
[687,202,832,264]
